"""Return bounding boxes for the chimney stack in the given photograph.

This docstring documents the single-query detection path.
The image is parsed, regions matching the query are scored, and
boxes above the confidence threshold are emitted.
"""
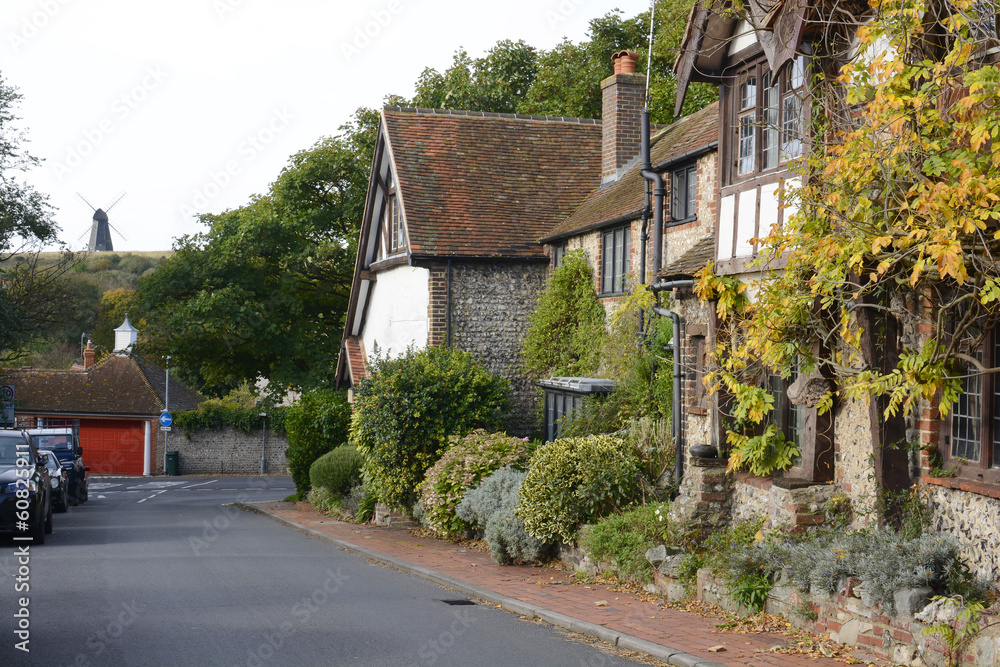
[602,50,645,183]
[83,340,95,369]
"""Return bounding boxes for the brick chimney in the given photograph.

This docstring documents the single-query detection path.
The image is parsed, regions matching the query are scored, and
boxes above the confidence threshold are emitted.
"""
[83,340,95,369]
[602,50,645,183]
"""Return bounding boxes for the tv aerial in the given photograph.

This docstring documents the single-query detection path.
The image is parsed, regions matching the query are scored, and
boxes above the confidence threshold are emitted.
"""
[77,192,129,252]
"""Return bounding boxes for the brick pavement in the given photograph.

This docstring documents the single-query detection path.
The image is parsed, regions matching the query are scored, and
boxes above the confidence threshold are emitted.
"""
[245,501,875,667]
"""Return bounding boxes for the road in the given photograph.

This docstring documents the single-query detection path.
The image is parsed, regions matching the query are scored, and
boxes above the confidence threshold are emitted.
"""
[1,475,651,666]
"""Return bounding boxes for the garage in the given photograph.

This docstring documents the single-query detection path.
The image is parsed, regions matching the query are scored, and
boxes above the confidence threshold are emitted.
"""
[80,419,146,476]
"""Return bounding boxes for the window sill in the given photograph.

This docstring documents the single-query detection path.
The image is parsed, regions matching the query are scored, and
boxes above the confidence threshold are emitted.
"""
[922,474,1000,499]
[666,217,697,228]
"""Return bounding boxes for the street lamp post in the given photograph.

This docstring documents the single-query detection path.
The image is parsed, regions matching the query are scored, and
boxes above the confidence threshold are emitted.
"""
[259,412,267,475]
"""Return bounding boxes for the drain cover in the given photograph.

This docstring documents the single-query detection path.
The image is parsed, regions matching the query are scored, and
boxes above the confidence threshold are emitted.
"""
[440,599,475,606]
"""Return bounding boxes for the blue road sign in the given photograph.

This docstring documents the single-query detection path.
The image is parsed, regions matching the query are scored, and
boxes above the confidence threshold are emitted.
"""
[159,412,173,427]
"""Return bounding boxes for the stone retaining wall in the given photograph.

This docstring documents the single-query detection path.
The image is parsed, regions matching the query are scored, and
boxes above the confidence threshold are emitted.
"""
[161,427,288,475]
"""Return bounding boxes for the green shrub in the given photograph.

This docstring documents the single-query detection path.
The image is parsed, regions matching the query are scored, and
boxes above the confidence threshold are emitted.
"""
[285,389,352,497]
[307,485,340,515]
[581,503,676,583]
[516,434,641,543]
[309,445,364,497]
[457,466,548,564]
[350,345,509,509]
[521,249,605,378]
[419,430,534,538]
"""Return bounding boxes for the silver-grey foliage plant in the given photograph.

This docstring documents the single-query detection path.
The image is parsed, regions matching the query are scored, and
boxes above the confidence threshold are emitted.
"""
[456,466,548,565]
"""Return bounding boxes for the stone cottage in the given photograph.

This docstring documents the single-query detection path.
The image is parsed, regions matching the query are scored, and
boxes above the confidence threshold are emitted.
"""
[334,106,603,433]
[672,0,1000,580]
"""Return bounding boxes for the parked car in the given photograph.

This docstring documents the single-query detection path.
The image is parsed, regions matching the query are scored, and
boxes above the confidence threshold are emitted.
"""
[0,430,52,543]
[42,451,69,513]
[28,427,88,504]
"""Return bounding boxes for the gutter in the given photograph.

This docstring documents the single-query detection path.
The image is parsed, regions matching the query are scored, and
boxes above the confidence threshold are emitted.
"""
[651,141,718,172]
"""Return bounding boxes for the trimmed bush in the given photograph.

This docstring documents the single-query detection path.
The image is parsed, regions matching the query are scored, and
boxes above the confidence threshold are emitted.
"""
[457,466,547,564]
[350,346,509,509]
[419,430,534,538]
[309,445,363,498]
[285,389,352,497]
[516,434,641,543]
[581,503,677,583]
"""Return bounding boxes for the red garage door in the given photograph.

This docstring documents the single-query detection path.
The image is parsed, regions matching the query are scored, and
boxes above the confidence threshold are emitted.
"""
[80,419,145,475]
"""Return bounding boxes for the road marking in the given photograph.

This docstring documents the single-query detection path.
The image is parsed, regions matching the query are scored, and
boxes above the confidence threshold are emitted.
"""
[97,495,106,499]
[138,490,168,503]
[181,480,218,489]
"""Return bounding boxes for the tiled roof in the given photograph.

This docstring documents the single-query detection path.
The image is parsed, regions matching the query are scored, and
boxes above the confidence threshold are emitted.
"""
[9,355,204,417]
[344,336,367,383]
[660,234,716,278]
[543,102,719,241]
[383,107,603,259]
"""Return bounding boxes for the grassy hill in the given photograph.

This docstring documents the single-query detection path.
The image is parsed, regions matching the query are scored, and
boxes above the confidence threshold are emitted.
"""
[2,251,174,369]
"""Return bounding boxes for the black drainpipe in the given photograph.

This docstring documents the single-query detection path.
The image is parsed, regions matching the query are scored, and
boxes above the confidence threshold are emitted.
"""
[446,258,453,347]
[651,280,694,486]
[641,109,665,279]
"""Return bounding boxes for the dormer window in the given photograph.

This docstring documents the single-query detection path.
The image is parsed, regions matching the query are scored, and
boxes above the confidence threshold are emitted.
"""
[389,194,404,253]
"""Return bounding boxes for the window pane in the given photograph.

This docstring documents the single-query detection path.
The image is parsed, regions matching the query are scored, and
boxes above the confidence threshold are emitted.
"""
[601,232,615,293]
[672,169,686,220]
[952,352,983,462]
[789,55,805,89]
[738,114,756,175]
[763,71,779,170]
[622,226,630,289]
[687,167,697,218]
[612,229,624,292]
[740,77,757,110]
[782,94,803,160]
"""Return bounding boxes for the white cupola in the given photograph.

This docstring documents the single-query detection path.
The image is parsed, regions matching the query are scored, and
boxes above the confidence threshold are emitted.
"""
[114,314,139,354]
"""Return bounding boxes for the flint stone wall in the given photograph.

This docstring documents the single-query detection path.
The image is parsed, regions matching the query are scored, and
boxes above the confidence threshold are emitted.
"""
[449,261,548,436]
[162,427,288,475]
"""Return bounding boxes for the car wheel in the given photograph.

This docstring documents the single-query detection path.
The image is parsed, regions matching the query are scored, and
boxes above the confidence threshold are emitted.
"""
[69,488,80,506]
[55,491,68,513]
[81,482,88,503]
[44,501,53,534]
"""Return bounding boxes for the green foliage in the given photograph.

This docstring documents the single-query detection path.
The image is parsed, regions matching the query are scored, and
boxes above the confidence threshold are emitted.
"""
[172,383,287,435]
[349,346,510,510]
[411,41,538,113]
[762,529,990,614]
[419,429,534,538]
[516,434,641,543]
[581,503,676,583]
[726,425,800,477]
[309,445,364,498]
[285,389,352,497]
[924,596,992,667]
[307,485,341,515]
[457,466,548,564]
[729,573,773,613]
[137,109,378,395]
[521,249,605,378]
[91,288,144,353]
[678,516,766,584]
[555,287,675,438]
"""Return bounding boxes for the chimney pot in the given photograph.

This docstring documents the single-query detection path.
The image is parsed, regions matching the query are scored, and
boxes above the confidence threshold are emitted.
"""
[613,50,640,75]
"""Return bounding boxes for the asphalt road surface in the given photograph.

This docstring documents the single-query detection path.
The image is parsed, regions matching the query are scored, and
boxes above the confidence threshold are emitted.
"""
[1,475,650,666]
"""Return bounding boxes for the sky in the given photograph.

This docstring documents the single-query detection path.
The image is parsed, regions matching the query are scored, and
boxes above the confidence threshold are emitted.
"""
[2,0,653,252]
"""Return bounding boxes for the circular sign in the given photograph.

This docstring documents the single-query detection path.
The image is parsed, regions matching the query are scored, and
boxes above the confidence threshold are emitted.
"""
[159,412,173,427]
[1,385,14,400]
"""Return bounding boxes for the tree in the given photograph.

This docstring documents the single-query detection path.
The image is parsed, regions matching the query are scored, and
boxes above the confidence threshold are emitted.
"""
[0,74,87,365]
[521,250,606,378]
[411,40,539,113]
[138,109,379,395]
[92,288,143,353]
[519,6,715,123]
[695,0,1000,480]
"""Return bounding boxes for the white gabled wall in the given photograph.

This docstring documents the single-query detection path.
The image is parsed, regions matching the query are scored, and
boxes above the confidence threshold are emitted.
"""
[361,264,430,359]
